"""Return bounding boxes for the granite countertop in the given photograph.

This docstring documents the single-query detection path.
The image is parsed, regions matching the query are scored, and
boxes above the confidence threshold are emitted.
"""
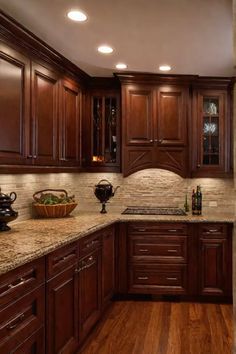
[0,210,234,276]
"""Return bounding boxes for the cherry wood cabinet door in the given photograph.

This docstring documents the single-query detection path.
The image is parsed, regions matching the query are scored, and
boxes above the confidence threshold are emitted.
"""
[156,85,188,146]
[79,249,102,342]
[198,224,232,297]
[0,42,30,164]
[46,265,79,354]
[59,79,81,166]
[123,85,155,146]
[31,63,59,165]
[102,227,115,307]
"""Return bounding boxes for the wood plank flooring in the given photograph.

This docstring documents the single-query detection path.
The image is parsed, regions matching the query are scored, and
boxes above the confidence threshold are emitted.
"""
[79,300,233,354]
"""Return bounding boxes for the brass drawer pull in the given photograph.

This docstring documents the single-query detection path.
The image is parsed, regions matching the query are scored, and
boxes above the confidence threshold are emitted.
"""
[86,240,98,248]
[7,313,25,330]
[137,228,147,232]
[207,229,219,233]
[166,277,177,281]
[84,261,96,270]
[167,249,178,253]
[138,276,149,280]
[167,229,177,232]
[8,278,25,289]
[139,249,148,252]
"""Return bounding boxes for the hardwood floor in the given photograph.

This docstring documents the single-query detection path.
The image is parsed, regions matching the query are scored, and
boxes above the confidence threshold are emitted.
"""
[79,300,233,354]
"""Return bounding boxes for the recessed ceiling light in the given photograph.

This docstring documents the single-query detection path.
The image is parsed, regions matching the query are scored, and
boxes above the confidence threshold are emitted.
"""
[98,45,113,54]
[159,65,171,72]
[116,63,127,69]
[67,10,87,22]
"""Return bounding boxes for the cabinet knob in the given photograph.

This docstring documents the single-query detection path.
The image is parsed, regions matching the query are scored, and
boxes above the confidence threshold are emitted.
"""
[149,139,153,142]
[27,155,32,159]
[159,139,163,144]
[197,164,201,168]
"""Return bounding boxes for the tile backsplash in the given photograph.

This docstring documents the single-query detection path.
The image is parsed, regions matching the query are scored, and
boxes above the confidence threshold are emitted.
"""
[0,169,234,221]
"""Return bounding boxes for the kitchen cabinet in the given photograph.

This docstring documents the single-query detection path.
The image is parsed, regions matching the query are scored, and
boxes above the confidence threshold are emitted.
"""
[31,62,59,165]
[0,41,30,165]
[0,258,45,354]
[11,328,44,354]
[59,79,81,167]
[198,223,232,297]
[127,223,189,294]
[191,84,232,177]
[102,226,116,307]
[46,243,79,354]
[120,78,188,177]
[79,248,102,341]
[83,88,120,171]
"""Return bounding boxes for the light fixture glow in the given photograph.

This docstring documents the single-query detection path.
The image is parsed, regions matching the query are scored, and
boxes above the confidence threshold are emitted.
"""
[67,10,87,22]
[98,45,113,54]
[159,65,171,72]
[116,63,127,69]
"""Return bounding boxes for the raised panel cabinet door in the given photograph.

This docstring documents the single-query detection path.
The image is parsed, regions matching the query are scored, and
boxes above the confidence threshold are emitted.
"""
[156,85,187,146]
[199,237,228,296]
[102,227,115,306]
[60,79,81,166]
[46,265,79,354]
[0,42,30,164]
[31,63,59,165]
[79,249,102,341]
[123,85,155,145]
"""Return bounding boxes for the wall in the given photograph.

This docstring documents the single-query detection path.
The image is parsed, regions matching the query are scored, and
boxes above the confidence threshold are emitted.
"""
[0,169,234,222]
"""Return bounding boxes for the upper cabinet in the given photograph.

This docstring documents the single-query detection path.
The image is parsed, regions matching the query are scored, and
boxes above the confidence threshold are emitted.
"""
[120,78,189,177]
[82,86,120,172]
[0,42,30,165]
[191,86,231,177]
[31,63,59,165]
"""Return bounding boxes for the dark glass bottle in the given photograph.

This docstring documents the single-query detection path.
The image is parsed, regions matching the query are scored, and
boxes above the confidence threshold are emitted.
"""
[192,189,198,215]
[196,185,202,215]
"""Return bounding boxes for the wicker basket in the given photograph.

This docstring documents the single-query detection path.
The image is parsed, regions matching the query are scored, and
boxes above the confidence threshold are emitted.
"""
[32,189,77,218]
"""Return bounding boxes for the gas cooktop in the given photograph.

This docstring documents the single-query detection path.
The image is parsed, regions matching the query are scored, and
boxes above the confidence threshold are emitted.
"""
[122,206,186,216]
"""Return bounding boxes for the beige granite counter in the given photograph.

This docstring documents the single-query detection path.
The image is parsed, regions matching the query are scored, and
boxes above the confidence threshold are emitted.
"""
[0,210,234,276]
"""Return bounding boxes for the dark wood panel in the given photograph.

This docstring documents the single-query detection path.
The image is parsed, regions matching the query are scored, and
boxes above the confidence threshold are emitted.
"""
[128,222,188,235]
[102,227,115,306]
[60,79,81,166]
[79,249,102,341]
[12,327,44,354]
[157,85,187,146]
[123,147,153,176]
[155,146,187,177]
[31,62,59,165]
[0,42,30,164]
[124,86,155,145]
[46,265,79,354]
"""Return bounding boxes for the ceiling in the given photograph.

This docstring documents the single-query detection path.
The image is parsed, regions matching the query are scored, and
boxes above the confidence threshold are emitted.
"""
[0,0,235,77]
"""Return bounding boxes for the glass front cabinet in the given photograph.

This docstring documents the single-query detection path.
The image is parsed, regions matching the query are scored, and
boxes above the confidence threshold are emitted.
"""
[83,90,120,171]
[192,88,231,177]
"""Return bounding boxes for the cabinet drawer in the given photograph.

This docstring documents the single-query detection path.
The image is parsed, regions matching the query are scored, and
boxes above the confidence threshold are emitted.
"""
[11,327,44,354]
[128,223,187,235]
[0,285,45,353]
[129,264,187,294]
[199,223,228,238]
[129,235,187,263]
[80,232,102,257]
[0,258,45,309]
[46,242,78,279]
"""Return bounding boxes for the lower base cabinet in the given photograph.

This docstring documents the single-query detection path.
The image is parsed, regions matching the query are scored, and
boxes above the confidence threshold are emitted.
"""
[79,248,102,342]
[46,265,79,354]
[12,327,45,354]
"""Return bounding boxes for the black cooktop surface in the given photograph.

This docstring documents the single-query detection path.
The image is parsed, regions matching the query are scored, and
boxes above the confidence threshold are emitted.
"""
[122,206,186,216]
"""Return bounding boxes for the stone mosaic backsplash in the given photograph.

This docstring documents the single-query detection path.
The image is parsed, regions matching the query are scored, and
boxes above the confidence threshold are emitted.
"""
[0,169,234,221]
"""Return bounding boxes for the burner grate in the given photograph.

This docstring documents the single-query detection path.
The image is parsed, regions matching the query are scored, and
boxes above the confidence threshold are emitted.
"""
[122,207,186,216]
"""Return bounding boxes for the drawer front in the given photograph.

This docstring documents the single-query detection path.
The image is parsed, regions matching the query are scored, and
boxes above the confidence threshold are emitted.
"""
[46,242,78,279]
[129,264,187,294]
[0,258,45,309]
[129,235,187,263]
[199,223,228,238]
[80,232,102,257]
[0,285,45,353]
[128,223,187,235]
[12,327,44,354]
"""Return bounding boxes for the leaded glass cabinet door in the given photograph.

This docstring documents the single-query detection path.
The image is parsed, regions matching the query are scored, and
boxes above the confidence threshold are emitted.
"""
[91,93,120,168]
[194,89,230,176]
